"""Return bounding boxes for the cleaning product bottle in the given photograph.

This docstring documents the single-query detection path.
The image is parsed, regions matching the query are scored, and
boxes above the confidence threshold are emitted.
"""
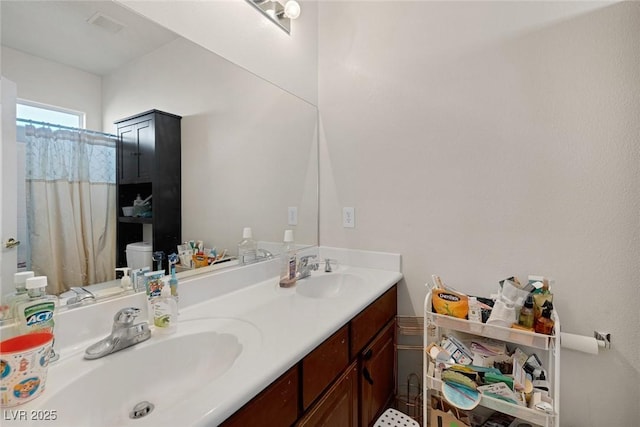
[152,278,177,335]
[6,271,35,320]
[279,230,297,288]
[115,267,132,290]
[238,227,257,265]
[15,276,57,334]
[534,301,555,335]
[133,194,144,216]
[518,294,535,329]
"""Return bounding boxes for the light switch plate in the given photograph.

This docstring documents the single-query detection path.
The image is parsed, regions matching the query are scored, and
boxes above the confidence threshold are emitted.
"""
[288,206,298,226]
[343,207,355,228]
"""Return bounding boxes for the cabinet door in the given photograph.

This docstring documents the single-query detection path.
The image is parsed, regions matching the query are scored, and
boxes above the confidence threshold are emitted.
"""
[221,366,298,427]
[360,320,395,427]
[302,325,349,410]
[297,361,358,427]
[117,119,153,183]
[118,124,137,183]
[135,119,153,181]
[350,286,397,359]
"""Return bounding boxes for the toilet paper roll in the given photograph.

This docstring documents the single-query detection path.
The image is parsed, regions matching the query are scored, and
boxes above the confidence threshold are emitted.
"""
[560,332,600,355]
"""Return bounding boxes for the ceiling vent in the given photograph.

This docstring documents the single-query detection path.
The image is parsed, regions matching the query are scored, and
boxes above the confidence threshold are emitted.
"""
[87,12,125,34]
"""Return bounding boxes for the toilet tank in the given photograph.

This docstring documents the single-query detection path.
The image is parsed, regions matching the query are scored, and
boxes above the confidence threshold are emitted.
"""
[126,242,152,270]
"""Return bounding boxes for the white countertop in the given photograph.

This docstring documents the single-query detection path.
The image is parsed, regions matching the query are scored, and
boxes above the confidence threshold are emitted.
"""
[180,265,401,426]
[2,248,402,427]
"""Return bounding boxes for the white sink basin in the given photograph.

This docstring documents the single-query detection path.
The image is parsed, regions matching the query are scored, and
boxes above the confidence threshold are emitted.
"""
[14,318,261,426]
[296,272,365,298]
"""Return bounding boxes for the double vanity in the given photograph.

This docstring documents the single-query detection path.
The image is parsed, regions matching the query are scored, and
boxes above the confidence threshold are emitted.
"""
[1,248,402,426]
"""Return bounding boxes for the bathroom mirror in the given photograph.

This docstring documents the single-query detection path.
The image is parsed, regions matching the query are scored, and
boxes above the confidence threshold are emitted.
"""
[1,1,318,299]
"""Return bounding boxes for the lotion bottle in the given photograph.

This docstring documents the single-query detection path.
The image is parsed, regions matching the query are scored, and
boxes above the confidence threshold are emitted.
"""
[279,230,297,288]
[152,278,177,335]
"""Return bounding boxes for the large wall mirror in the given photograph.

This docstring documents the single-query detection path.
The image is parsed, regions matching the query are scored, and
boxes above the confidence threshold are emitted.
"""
[0,1,318,300]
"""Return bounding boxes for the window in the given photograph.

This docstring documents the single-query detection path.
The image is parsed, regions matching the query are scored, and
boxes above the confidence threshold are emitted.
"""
[17,101,84,128]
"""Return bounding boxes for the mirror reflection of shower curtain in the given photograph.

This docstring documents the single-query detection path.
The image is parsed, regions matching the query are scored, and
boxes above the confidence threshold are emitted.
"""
[23,124,117,294]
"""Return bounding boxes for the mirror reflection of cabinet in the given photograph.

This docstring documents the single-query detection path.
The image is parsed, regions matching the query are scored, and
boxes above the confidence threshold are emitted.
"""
[115,110,182,270]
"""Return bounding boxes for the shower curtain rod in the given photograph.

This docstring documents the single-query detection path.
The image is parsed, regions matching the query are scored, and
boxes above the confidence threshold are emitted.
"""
[17,118,117,137]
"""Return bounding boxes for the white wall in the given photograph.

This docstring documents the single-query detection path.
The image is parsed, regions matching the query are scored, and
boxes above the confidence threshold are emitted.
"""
[102,37,318,255]
[318,2,639,426]
[118,0,318,106]
[0,47,103,130]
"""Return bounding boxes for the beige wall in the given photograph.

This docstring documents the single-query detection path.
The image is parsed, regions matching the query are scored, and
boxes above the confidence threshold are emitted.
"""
[0,46,103,130]
[119,0,319,105]
[318,2,640,426]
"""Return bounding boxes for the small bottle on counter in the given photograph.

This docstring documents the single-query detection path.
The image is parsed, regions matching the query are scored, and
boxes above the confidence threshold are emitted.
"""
[15,276,57,334]
[152,278,178,335]
[238,227,257,265]
[5,271,35,320]
[279,230,297,288]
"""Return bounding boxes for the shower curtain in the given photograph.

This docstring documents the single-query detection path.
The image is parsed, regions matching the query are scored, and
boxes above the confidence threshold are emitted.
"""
[23,124,117,294]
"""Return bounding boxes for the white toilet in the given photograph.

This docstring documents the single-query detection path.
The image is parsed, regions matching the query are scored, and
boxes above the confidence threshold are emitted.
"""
[126,242,153,270]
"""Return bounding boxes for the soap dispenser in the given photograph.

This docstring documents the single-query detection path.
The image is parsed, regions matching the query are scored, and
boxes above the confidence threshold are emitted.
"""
[152,278,177,335]
[116,267,132,290]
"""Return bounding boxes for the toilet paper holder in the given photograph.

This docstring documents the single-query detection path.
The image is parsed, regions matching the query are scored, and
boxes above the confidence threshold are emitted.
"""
[594,331,612,349]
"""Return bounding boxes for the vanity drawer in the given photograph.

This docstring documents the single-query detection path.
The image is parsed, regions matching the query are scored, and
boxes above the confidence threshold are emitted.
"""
[302,324,349,409]
[221,366,298,427]
[350,285,397,359]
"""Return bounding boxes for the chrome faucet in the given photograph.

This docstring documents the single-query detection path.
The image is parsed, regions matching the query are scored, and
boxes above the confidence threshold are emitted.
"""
[84,307,151,360]
[297,255,319,280]
[67,287,95,305]
[257,248,274,260]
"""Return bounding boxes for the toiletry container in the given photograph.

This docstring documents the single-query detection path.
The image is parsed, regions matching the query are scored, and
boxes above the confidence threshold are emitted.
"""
[15,276,57,335]
[279,230,297,288]
[467,297,482,322]
[152,278,177,335]
[126,241,153,270]
[6,271,35,320]
[237,227,257,265]
[518,294,535,329]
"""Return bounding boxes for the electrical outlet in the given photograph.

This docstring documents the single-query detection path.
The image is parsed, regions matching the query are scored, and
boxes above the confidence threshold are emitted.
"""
[288,206,298,226]
[343,207,355,228]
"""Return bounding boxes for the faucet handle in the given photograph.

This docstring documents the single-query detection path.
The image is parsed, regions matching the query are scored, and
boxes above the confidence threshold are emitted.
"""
[299,254,318,266]
[324,258,339,273]
[114,307,141,326]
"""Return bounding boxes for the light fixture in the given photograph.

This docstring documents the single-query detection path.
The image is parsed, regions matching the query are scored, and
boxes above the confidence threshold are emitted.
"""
[247,0,301,34]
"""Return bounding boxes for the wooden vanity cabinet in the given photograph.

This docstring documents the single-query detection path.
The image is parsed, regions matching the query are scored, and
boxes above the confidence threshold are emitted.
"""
[302,325,349,410]
[296,361,358,427]
[220,366,299,427]
[221,285,397,427]
[359,320,395,427]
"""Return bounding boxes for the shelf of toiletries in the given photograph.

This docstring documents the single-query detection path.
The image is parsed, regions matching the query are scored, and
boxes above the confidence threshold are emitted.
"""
[425,375,554,426]
[426,310,555,351]
[423,274,560,427]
